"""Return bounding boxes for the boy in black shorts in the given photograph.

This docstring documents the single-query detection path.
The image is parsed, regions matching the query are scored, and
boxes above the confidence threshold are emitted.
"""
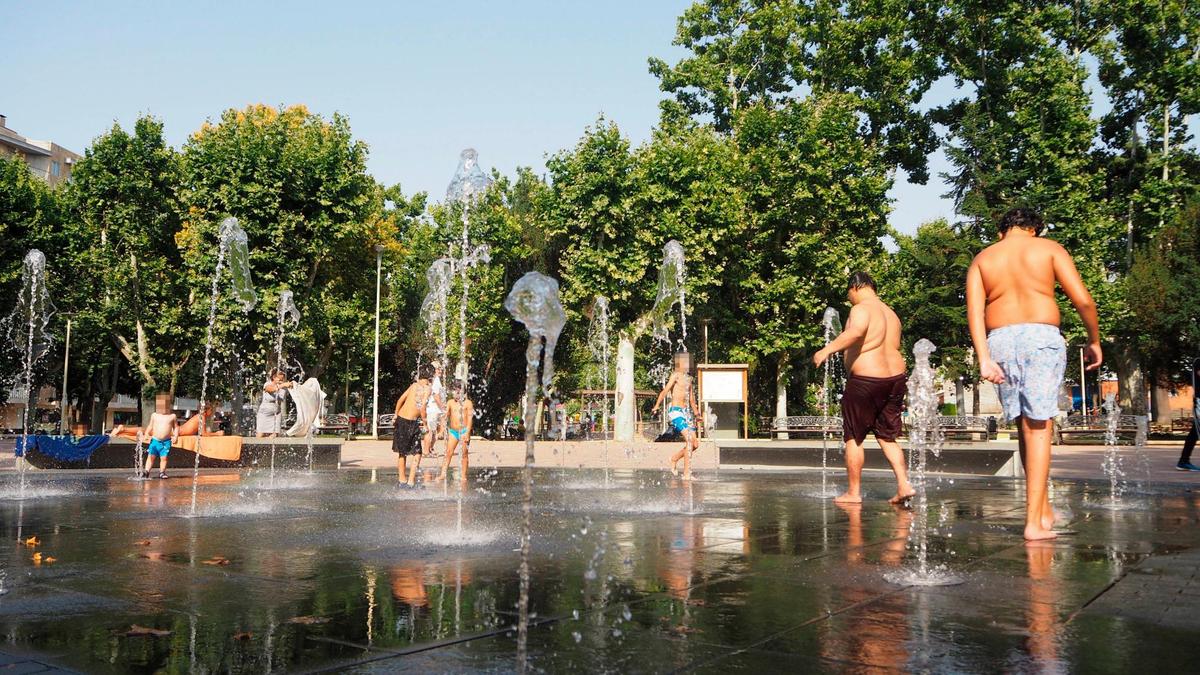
[393,363,434,486]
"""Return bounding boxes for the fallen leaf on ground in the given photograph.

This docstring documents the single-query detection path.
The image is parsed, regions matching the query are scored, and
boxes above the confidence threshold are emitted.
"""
[42,556,56,564]
[24,536,39,547]
[124,625,172,638]
[138,552,164,561]
[134,539,152,546]
[232,631,253,641]
[202,556,231,566]
[32,552,43,565]
[287,616,330,625]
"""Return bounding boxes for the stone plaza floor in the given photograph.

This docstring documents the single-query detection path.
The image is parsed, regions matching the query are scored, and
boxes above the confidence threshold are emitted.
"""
[0,467,1197,673]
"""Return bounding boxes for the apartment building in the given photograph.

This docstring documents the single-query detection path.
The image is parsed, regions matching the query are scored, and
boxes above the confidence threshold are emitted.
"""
[0,114,81,187]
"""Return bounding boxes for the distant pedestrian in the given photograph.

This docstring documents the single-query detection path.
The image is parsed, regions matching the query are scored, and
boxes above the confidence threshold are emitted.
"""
[1177,359,1200,472]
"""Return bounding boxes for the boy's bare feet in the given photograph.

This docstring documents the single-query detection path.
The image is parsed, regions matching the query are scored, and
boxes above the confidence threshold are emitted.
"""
[888,485,916,505]
[833,492,863,504]
[1023,526,1058,541]
[1041,508,1064,531]
[671,464,679,477]
[682,470,692,480]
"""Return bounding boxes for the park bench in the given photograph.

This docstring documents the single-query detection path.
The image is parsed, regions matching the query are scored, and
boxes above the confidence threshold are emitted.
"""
[377,413,395,436]
[933,415,990,441]
[1058,414,1141,445]
[315,413,350,436]
[762,415,842,439]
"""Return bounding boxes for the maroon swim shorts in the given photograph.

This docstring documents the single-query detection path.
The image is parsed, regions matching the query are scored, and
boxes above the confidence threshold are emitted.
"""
[841,373,907,444]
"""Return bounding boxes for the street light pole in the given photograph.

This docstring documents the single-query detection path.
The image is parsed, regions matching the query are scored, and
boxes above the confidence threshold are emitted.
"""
[60,317,71,433]
[371,245,384,439]
[1079,347,1088,416]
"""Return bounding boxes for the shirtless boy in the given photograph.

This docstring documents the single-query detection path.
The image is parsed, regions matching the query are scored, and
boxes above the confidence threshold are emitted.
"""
[435,380,474,484]
[652,352,701,479]
[967,207,1100,541]
[140,392,179,479]
[813,272,914,505]
[393,363,434,486]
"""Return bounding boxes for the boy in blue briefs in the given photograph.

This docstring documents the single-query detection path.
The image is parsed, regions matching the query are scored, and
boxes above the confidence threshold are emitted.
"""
[140,392,179,479]
[435,380,474,484]
[652,352,701,479]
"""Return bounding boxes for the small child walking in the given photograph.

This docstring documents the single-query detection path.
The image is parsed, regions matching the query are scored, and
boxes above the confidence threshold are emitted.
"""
[141,392,178,479]
[652,352,701,479]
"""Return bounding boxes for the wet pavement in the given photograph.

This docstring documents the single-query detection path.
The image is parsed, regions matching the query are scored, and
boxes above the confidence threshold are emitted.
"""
[0,467,1198,673]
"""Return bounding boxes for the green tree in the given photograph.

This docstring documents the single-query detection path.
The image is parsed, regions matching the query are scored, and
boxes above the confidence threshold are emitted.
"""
[880,219,983,410]
[733,95,892,419]
[651,0,940,180]
[0,154,68,426]
[545,118,746,439]
[1126,199,1200,382]
[66,116,193,421]
[178,104,379,406]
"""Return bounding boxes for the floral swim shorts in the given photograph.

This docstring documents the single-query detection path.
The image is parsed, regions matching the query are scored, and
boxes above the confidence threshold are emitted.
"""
[987,323,1067,422]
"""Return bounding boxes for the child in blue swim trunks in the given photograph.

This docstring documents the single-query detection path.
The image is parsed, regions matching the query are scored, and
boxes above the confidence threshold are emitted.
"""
[139,393,179,479]
[652,352,701,479]
[435,381,474,484]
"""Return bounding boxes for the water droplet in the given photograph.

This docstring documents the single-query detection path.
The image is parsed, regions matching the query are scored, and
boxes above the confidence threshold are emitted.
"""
[622,605,632,621]
[572,609,580,620]
[572,631,582,643]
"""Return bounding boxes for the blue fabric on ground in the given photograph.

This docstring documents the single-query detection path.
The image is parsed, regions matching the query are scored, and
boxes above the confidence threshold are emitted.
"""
[15,434,110,461]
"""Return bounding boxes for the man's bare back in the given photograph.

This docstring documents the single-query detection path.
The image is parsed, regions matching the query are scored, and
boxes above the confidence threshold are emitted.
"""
[970,236,1066,330]
[844,299,906,378]
[395,380,431,421]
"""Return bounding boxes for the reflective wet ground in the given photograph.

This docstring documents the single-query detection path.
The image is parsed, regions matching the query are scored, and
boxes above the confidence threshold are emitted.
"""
[1,468,1198,673]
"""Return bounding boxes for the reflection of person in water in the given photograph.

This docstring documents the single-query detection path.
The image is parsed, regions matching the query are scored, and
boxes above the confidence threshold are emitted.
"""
[830,501,911,667]
[1025,543,1062,670]
[389,563,429,607]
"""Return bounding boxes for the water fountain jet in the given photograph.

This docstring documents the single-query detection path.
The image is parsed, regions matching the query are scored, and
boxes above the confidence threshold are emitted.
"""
[505,271,565,674]
[190,218,257,515]
[6,250,54,500]
[885,339,962,586]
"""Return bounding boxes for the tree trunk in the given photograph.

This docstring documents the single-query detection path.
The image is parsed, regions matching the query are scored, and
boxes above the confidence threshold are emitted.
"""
[309,338,336,380]
[1151,373,1173,425]
[955,378,966,415]
[1112,346,1147,415]
[775,353,789,438]
[972,381,980,415]
[614,334,637,442]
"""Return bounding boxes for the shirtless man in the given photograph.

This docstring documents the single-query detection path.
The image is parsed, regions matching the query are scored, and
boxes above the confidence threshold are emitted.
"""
[967,207,1101,541]
[435,380,474,484]
[651,352,701,479]
[814,272,914,505]
[140,392,179,479]
[392,363,434,486]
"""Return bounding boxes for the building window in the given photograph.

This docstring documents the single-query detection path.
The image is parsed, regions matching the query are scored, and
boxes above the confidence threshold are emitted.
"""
[51,161,60,177]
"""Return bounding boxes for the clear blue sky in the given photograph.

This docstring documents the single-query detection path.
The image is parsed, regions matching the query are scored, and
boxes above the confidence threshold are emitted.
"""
[6,1,1190,236]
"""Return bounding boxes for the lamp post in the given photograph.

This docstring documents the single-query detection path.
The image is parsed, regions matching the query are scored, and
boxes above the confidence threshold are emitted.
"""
[60,317,71,433]
[371,245,384,439]
[1079,347,1088,416]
